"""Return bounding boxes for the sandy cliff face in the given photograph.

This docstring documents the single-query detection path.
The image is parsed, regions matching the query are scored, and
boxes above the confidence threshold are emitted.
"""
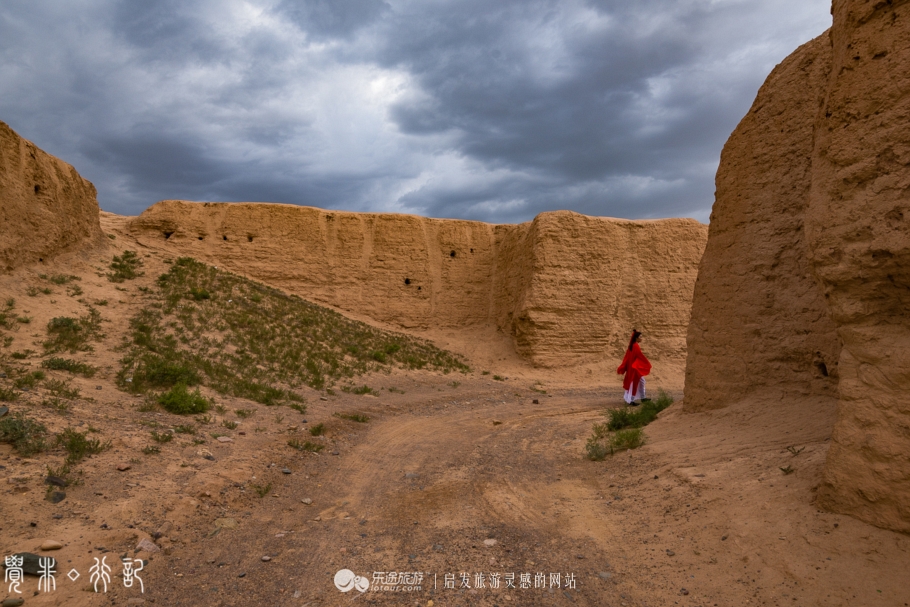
[0,121,104,272]
[809,0,910,533]
[687,0,910,532]
[128,201,707,367]
[684,35,841,411]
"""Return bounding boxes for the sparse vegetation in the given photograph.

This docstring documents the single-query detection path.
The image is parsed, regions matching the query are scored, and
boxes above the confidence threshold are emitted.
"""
[142,445,161,455]
[15,370,45,389]
[0,298,14,331]
[47,274,79,285]
[610,427,645,452]
[780,465,795,475]
[116,258,468,407]
[0,412,48,455]
[605,389,674,431]
[343,384,376,396]
[252,482,272,498]
[137,398,158,412]
[586,389,673,460]
[41,396,70,413]
[309,423,326,436]
[56,427,110,463]
[42,357,98,377]
[41,397,69,412]
[189,287,210,301]
[0,386,19,402]
[221,419,238,430]
[45,378,80,399]
[289,402,307,414]
[107,250,144,282]
[334,412,369,423]
[157,383,211,415]
[174,424,196,434]
[150,430,173,443]
[234,408,253,418]
[585,436,610,461]
[787,446,805,456]
[288,438,324,452]
[46,462,79,487]
[44,308,102,353]
[120,355,201,393]
[493,375,505,381]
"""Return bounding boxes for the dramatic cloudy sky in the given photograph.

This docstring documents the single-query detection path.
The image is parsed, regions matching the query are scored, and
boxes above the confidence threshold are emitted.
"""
[0,1,831,224]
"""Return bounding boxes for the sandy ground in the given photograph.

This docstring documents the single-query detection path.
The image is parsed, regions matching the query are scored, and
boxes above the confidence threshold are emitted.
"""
[0,217,908,607]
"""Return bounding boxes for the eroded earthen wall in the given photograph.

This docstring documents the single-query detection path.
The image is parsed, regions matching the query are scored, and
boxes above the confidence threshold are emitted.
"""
[0,121,104,272]
[810,0,910,533]
[129,201,708,367]
[684,34,841,412]
[686,0,910,532]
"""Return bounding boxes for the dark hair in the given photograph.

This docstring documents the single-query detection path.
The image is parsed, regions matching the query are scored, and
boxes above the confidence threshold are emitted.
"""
[628,330,642,351]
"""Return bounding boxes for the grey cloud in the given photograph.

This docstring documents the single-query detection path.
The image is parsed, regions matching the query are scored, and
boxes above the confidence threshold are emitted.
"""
[278,0,391,39]
[0,0,831,224]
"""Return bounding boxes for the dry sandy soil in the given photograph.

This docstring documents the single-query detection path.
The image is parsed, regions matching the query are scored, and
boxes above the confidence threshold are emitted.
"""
[1,216,908,607]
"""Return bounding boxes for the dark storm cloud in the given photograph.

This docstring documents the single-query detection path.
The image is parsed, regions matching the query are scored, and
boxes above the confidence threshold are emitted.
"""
[0,0,831,223]
[376,0,825,220]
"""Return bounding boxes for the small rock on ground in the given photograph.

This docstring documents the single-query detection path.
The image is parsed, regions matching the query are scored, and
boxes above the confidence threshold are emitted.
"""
[135,538,160,553]
[45,491,66,504]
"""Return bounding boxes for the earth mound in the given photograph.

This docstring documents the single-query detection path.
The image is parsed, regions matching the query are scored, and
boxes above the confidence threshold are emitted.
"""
[129,201,708,368]
[0,121,104,272]
[686,0,910,532]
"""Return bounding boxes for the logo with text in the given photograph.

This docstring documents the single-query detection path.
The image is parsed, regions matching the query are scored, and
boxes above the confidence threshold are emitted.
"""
[334,569,370,593]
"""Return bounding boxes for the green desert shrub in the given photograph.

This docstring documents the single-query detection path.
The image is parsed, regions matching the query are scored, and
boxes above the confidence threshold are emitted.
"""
[158,383,211,415]
[44,309,102,353]
[107,250,144,282]
[0,412,48,456]
[56,428,110,464]
[42,357,97,377]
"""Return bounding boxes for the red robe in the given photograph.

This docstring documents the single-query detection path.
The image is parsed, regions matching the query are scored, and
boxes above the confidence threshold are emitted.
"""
[617,343,651,396]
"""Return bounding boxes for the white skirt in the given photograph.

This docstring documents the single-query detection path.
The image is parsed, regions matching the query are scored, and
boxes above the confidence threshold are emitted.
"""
[623,378,646,404]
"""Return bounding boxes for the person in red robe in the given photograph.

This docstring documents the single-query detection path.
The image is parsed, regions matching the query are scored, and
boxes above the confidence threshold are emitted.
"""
[617,329,651,406]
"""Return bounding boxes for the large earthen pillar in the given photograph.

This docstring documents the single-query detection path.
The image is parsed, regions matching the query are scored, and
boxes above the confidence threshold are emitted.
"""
[809,0,910,533]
